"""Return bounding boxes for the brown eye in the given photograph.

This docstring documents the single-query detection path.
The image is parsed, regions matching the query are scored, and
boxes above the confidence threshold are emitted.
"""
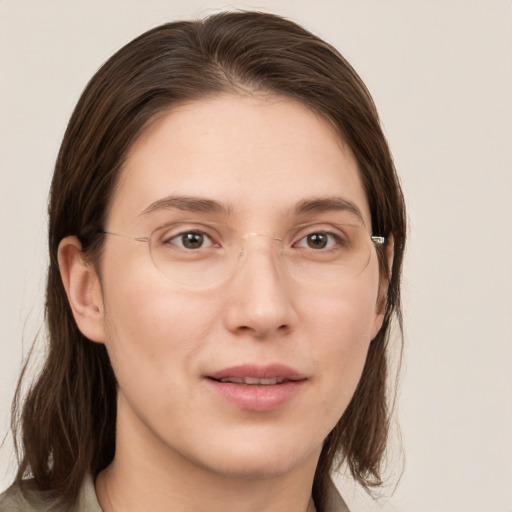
[306,232,328,249]
[294,231,343,251]
[181,232,204,249]
[166,231,213,250]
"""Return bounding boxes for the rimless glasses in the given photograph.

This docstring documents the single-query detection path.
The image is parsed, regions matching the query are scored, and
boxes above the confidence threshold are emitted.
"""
[100,220,385,289]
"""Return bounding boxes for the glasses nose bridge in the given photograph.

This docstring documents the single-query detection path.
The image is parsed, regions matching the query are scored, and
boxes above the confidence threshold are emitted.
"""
[228,232,288,288]
[238,231,282,253]
[234,232,284,268]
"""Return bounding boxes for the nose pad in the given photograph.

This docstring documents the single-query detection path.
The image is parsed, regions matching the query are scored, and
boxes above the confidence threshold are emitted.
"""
[237,232,283,269]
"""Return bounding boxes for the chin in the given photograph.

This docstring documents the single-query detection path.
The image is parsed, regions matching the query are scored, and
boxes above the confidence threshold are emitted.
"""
[188,431,322,481]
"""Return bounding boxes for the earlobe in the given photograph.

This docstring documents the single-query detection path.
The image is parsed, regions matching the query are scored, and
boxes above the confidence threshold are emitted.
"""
[58,236,106,343]
[371,311,385,341]
[370,289,387,341]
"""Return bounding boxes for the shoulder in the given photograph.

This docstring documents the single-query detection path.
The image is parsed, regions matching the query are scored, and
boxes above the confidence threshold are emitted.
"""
[0,476,101,512]
[0,481,64,512]
[324,479,351,512]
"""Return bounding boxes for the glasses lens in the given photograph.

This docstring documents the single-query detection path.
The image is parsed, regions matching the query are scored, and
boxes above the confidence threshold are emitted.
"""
[148,223,377,288]
[284,224,373,285]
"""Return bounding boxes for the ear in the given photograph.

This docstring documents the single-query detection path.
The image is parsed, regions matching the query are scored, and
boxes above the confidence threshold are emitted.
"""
[370,234,394,340]
[58,236,106,343]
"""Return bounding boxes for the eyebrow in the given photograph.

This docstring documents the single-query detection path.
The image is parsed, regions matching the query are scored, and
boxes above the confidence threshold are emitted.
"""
[140,196,232,216]
[140,194,364,222]
[294,197,364,222]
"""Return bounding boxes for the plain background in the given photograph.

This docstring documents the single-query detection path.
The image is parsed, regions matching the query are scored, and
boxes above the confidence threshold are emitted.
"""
[1,1,511,511]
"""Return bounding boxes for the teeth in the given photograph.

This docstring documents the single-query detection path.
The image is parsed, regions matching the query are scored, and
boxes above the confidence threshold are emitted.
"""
[220,377,244,384]
[219,377,285,385]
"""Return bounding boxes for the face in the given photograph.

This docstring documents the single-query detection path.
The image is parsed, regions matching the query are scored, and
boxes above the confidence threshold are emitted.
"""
[91,94,384,479]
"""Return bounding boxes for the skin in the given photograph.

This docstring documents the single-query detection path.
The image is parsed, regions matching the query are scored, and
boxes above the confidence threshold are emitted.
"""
[59,93,386,512]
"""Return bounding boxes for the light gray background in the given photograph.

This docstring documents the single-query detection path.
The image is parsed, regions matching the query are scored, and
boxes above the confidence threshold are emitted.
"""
[1,1,511,511]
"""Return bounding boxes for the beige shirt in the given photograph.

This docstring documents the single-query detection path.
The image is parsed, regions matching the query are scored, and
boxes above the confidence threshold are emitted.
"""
[0,474,350,512]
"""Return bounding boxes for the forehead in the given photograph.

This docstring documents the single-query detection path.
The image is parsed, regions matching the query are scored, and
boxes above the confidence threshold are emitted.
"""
[109,93,370,228]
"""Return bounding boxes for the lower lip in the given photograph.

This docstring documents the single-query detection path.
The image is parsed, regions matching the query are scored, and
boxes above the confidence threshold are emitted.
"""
[206,379,305,412]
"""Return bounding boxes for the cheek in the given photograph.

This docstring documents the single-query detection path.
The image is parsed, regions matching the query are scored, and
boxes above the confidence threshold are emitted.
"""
[99,262,219,398]
[305,277,380,414]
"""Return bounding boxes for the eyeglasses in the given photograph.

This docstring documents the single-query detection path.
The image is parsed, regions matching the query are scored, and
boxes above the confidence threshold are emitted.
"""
[100,221,385,289]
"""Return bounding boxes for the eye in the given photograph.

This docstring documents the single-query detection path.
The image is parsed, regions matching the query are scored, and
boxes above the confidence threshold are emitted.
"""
[295,231,341,250]
[166,231,216,250]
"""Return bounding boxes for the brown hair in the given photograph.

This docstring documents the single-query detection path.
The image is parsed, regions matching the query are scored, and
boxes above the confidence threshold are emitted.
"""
[11,10,406,510]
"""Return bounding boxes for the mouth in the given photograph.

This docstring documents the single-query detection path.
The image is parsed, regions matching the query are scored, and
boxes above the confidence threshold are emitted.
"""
[206,364,306,384]
[214,376,289,385]
[205,364,307,411]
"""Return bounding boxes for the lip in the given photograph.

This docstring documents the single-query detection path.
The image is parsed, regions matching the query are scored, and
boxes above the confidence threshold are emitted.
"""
[205,364,307,412]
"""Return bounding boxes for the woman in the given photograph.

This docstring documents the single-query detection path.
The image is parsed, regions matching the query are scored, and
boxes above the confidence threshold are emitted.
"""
[1,11,406,512]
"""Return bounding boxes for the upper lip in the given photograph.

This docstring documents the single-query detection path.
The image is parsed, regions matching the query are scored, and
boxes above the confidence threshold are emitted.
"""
[206,364,307,382]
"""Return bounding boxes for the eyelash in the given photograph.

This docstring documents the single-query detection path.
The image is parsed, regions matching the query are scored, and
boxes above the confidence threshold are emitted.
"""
[163,230,217,250]
[293,231,344,250]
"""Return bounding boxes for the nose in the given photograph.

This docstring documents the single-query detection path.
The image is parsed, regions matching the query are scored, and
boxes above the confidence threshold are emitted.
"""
[222,235,297,339]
